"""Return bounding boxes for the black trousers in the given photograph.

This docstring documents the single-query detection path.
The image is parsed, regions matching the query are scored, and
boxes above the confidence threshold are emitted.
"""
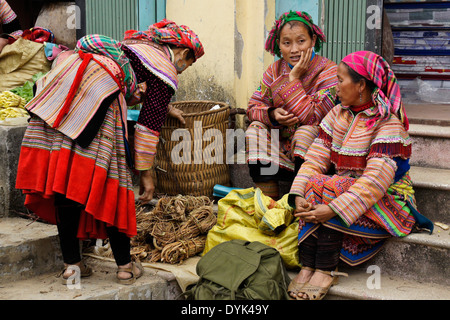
[249,158,336,183]
[298,226,344,271]
[55,195,131,266]
[248,158,304,183]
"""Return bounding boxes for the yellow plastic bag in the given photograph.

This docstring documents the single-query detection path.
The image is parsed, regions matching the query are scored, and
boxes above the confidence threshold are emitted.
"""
[203,188,300,269]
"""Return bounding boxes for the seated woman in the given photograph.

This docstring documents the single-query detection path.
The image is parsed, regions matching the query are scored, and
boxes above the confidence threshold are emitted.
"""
[287,51,433,300]
[246,11,338,200]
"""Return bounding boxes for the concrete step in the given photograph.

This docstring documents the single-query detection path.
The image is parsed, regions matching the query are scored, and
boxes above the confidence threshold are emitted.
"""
[409,123,450,170]
[410,166,450,225]
[286,229,450,300]
[1,210,449,300]
[0,217,62,284]
[0,255,183,300]
[358,230,450,287]
[325,268,450,300]
[405,103,450,127]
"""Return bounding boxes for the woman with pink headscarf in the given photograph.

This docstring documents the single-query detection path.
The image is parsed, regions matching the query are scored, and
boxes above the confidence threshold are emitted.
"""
[287,51,433,300]
[16,20,204,286]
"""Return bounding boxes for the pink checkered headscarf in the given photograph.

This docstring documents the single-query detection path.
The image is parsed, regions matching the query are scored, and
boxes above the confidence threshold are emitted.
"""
[342,51,409,130]
[124,19,204,61]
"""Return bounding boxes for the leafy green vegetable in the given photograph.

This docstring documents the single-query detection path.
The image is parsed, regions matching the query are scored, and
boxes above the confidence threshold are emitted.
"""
[10,72,45,103]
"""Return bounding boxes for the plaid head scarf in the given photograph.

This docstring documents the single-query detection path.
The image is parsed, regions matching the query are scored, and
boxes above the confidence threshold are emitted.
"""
[76,34,137,100]
[265,11,326,57]
[342,51,409,130]
[123,19,204,61]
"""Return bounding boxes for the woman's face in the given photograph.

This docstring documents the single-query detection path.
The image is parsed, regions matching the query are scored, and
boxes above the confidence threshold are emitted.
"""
[173,48,195,74]
[278,22,316,67]
[336,62,362,106]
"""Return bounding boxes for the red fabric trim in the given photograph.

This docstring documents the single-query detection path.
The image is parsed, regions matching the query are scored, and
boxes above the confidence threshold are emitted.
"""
[331,151,367,170]
[330,142,412,171]
[368,143,412,160]
[318,127,332,148]
[16,146,136,240]
[350,100,375,113]
[53,51,93,128]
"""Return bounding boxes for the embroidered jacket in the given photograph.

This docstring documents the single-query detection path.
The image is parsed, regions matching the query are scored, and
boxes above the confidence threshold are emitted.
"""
[290,104,413,226]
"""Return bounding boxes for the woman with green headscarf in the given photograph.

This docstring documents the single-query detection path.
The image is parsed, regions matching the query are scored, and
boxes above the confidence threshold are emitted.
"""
[246,11,338,200]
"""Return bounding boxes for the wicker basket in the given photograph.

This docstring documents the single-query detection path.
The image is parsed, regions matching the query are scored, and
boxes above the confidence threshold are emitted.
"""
[155,101,231,197]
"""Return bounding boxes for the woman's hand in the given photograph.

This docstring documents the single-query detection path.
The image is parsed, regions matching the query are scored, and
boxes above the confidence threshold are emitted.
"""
[269,108,299,127]
[294,196,313,214]
[295,204,336,224]
[139,170,155,204]
[0,38,9,54]
[289,48,313,82]
[168,106,186,125]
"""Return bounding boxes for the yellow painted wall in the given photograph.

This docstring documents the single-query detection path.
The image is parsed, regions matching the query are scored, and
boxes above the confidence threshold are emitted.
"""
[166,0,275,111]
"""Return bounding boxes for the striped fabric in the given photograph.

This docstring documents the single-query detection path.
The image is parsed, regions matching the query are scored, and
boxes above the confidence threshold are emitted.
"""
[76,34,137,100]
[124,43,178,91]
[246,55,337,171]
[0,0,16,24]
[26,53,123,141]
[134,124,160,170]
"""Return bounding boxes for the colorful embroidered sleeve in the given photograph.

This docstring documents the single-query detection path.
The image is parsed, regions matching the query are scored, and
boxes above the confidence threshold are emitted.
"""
[0,0,17,25]
[247,58,337,128]
[329,157,397,227]
[272,61,337,126]
[247,63,276,126]
[289,110,337,197]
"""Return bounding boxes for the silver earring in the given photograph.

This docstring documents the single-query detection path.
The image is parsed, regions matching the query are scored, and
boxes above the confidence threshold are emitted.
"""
[360,92,363,102]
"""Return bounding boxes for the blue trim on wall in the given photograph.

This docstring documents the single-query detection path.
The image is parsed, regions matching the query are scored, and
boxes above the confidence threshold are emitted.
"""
[275,0,319,23]
[139,0,166,30]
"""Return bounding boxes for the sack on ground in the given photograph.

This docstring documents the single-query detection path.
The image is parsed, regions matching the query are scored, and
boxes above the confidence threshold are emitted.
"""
[183,240,291,300]
[203,188,300,269]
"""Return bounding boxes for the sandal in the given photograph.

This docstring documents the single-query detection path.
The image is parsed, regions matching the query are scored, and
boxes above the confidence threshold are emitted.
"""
[287,267,315,299]
[61,261,92,285]
[296,269,348,300]
[116,260,144,285]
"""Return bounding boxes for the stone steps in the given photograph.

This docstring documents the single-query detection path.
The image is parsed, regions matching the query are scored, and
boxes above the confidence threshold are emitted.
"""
[410,166,450,225]
[0,217,182,300]
[1,215,448,300]
[409,123,450,170]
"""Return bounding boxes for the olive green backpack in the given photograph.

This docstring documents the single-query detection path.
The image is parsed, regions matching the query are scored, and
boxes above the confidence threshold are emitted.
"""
[183,240,291,300]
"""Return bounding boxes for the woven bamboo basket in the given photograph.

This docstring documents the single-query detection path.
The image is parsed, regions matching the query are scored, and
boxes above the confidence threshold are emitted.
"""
[155,101,231,197]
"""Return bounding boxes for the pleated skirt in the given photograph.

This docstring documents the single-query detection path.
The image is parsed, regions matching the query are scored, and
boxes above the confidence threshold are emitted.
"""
[16,100,136,239]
